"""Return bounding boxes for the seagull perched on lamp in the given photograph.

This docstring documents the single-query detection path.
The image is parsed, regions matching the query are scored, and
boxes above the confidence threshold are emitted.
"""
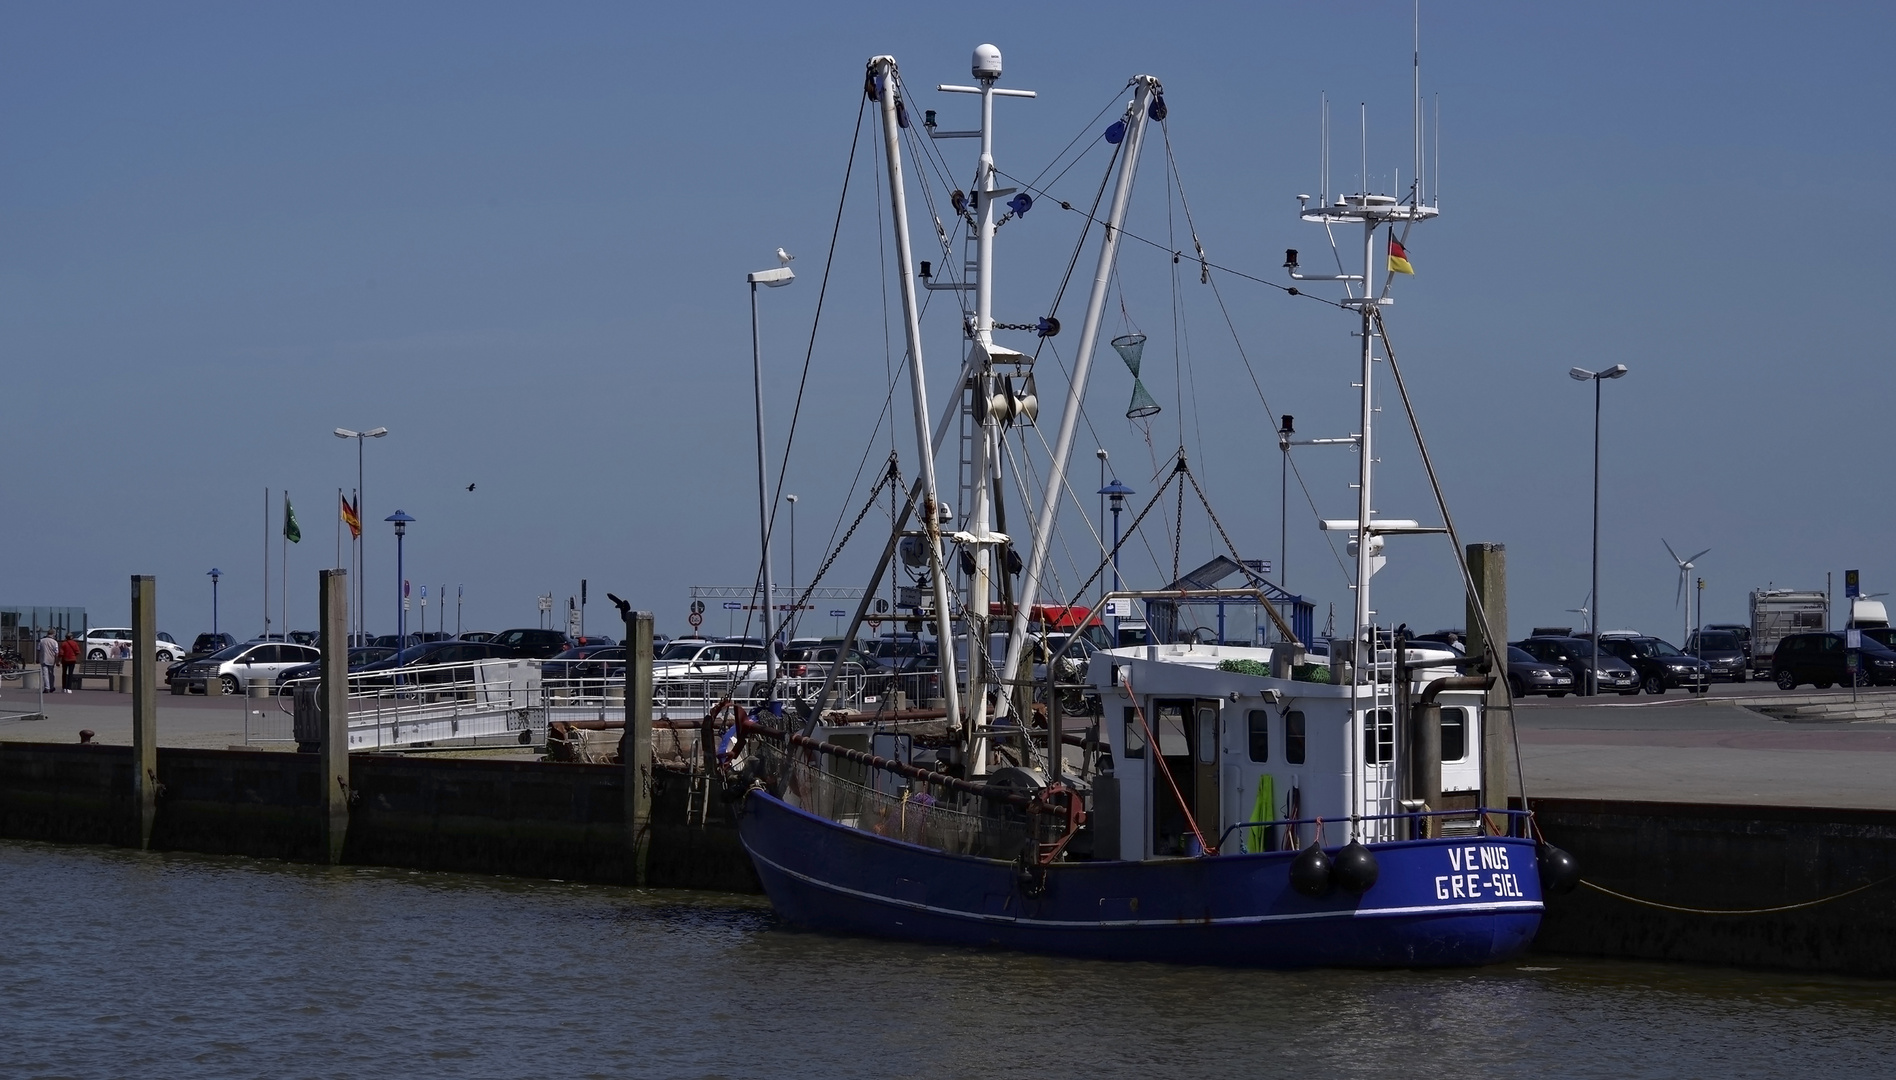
[776,247,794,265]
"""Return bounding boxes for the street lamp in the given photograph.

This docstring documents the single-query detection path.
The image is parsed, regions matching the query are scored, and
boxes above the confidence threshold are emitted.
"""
[1570,363,1628,695]
[385,510,414,648]
[207,568,221,639]
[1095,449,1108,613]
[1277,414,1295,591]
[1098,479,1134,642]
[785,493,798,638]
[335,426,388,644]
[748,258,794,682]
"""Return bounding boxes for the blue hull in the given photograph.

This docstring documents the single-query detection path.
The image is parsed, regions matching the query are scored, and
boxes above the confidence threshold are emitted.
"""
[739,791,1542,968]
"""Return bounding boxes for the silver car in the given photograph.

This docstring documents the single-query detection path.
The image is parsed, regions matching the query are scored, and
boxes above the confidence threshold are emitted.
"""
[173,641,321,695]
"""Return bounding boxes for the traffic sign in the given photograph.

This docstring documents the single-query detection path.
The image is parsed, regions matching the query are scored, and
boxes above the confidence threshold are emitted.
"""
[688,612,703,629]
[1848,629,1863,650]
[874,598,889,614]
[690,600,706,615]
[1847,569,1861,599]
[830,609,848,618]
[722,601,743,610]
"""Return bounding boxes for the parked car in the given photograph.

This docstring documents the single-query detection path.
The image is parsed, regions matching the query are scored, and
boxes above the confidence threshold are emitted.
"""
[486,628,574,659]
[350,640,522,686]
[1772,631,1896,689]
[170,641,321,695]
[653,639,773,689]
[780,644,886,679]
[83,627,186,664]
[1514,636,1639,695]
[1596,635,1710,695]
[273,646,400,689]
[459,631,496,643]
[1683,630,1748,682]
[542,644,627,692]
[188,632,236,657]
[1507,645,1574,698]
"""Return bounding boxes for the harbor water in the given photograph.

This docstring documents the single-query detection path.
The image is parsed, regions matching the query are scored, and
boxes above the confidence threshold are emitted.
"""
[2,840,1891,1079]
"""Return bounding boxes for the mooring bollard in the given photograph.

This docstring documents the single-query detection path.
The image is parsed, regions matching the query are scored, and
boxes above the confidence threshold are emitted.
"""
[205,675,223,697]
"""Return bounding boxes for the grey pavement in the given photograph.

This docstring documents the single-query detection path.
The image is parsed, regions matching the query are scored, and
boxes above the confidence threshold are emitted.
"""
[1514,684,1896,811]
[0,686,290,750]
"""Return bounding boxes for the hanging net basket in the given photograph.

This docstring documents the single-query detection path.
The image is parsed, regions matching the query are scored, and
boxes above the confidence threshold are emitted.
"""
[1126,377,1161,419]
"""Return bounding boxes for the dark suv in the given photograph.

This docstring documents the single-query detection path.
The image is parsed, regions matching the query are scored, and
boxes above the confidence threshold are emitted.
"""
[1515,636,1639,695]
[1772,631,1896,689]
[1683,629,1748,683]
[487,628,575,659]
[1597,635,1710,695]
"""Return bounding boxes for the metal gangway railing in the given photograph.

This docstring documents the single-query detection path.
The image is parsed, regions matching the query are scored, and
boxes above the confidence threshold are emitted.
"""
[269,657,543,751]
[253,658,943,751]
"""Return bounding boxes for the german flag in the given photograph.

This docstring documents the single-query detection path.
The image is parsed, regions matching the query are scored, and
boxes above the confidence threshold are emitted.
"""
[341,493,361,540]
[1387,232,1415,275]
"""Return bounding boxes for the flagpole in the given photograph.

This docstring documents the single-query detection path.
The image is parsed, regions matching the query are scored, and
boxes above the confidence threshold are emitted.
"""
[263,487,270,638]
[336,488,343,573]
[283,489,290,641]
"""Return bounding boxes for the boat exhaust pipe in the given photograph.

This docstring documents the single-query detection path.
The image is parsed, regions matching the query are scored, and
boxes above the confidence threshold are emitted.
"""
[1411,674,1491,839]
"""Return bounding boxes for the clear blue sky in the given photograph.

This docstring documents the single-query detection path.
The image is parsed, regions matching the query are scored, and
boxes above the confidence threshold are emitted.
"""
[4,2,1892,642]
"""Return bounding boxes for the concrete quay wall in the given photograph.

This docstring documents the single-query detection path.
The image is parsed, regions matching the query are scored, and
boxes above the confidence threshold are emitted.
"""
[0,742,759,893]
[1532,797,1896,977]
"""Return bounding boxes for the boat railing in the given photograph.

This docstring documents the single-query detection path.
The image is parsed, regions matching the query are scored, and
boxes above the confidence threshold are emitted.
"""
[1216,807,1533,852]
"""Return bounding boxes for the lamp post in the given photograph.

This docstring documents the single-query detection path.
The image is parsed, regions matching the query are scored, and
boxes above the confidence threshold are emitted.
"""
[785,494,799,639]
[748,258,795,681]
[1277,414,1294,591]
[335,426,388,644]
[1570,363,1628,695]
[207,568,221,640]
[385,510,414,648]
[1095,449,1108,615]
[1099,479,1134,643]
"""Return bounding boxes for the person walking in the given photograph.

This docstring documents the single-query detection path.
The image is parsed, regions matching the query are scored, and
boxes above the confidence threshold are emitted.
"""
[37,629,59,693]
[58,632,80,693]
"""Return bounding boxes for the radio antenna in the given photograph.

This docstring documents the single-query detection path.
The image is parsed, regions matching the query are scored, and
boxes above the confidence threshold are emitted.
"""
[1433,92,1440,206]
[1320,92,1329,203]
[1413,1,1423,204]
[1360,102,1367,195]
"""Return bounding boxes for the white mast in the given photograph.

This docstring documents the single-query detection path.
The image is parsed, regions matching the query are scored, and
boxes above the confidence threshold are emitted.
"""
[934,45,1036,774]
[996,77,1160,734]
[870,55,962,732]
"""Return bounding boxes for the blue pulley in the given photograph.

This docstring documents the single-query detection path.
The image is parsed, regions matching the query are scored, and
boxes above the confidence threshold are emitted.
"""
[1148,93,1167,122]
[1104,120,1126,145]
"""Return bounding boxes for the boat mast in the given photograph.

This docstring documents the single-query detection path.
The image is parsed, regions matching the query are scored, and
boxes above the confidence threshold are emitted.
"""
[994,76,1160,734]
[935,45,1036,775]
[870,55,962,732]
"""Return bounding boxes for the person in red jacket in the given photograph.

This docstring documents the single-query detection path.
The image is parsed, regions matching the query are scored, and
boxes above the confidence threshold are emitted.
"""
[58,633,81,693]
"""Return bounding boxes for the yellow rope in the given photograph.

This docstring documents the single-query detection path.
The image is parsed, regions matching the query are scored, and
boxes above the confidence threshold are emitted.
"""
[1578,875,1895,916]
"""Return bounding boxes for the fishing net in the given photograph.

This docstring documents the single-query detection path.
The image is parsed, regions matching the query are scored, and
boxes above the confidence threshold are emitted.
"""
[749,736,1062,861]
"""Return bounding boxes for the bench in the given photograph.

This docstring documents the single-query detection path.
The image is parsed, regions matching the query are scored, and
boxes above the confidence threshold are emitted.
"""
[71,659,128,690]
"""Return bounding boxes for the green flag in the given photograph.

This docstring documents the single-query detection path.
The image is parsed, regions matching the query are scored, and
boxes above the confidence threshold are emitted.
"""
[283,495,301,544]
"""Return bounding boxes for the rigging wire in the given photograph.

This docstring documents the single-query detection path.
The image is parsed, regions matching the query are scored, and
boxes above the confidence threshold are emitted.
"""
[1371,304,1532,825]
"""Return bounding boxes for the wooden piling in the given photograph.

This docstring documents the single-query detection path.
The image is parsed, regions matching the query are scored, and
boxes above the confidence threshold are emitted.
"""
[626,611,654,885]
[319,569,350,863]
[130,575,157,849]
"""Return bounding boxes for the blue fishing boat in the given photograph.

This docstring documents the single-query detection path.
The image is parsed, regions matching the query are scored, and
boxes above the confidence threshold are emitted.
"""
[728,41,1572,968]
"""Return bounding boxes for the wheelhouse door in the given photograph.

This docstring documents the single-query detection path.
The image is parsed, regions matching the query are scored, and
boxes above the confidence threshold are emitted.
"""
[1148,698,1221,857]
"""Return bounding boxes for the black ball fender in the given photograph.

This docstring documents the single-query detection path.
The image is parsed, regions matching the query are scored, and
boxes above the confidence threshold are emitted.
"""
[1331,840,1381,895]
[1538,842,1581,895]
[1289,841,1333,897]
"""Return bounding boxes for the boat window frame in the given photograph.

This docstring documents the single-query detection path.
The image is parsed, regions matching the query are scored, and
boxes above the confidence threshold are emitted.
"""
[1246,709,1269,762]
[1285,709,1306,764]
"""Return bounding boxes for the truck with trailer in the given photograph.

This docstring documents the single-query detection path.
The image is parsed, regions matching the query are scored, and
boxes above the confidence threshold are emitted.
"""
[1749,589,1830,676]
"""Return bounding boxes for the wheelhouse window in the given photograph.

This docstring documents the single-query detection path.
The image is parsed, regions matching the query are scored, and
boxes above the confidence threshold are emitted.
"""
[1285,710,1306,765]
[1441,707,1468,762]
[1247,709,1269,762]
[1122,707,1145,759]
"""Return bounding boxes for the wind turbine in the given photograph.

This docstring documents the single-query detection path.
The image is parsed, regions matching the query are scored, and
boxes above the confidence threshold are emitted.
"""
[1663,539,1710,646]
[1566,590,1592,636]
